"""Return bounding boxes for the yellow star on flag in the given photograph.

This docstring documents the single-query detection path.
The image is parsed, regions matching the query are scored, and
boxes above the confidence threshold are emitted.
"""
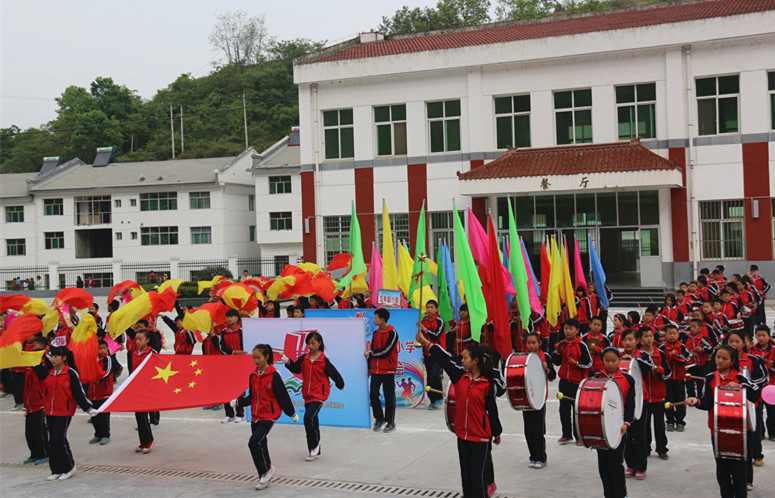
[173,388,182,394]
[151,362,179,384]
[194,368,203,376]
[189,360,198,367]
[188,381,196,388]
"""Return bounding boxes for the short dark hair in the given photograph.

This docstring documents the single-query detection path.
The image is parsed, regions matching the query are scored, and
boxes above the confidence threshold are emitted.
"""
[644,304,658,315]
[253,344,273,363]
[563,318,580,330]
[525,332,542,343]
[306,331,325,352]
[225,309,240,318]
[637,327,654,339]
[459,303,468,312]
[665,324,678,332]
[755,324,771,335]
[108,300,119,312]
[136,319,149,327]
[92,303,99,311]
[426,299,438,308]
[98,339,108,347]
[375,308,390,321]
[750,264,759,271]
[590,316,603,324]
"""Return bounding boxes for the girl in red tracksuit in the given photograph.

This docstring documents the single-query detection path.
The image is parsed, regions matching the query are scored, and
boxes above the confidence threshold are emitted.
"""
[686,345,760,498]
[87,340,118,445]
[235,344,298,490]
[221,310,247,422]
[584,316,611,375]
[449,304,474,362]
[551,318,592,444]
[366,308,399,432]
[23,336,50,464]
[419,334,502,498]
[752,325,775,441]
[638,327,672,463]
[621,328,654,480]
[608,314,630,350]
[523,333,556,470]
[43,346,97,481]
[283,331,345,461]
[660,324,691,431]
[131,330,157,453]
[418,300,445,409]
[575,286,592,334]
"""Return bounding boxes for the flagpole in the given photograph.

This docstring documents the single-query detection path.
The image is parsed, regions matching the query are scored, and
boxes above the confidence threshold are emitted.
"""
[414,253,427,347]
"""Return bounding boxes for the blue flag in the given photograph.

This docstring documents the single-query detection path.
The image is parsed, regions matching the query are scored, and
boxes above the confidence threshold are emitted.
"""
[502,236,515,310]
[588,234,609,309]
[442,242,461,321]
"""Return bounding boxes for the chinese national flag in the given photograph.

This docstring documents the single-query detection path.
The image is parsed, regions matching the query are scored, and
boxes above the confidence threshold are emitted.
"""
[97,354,256,413]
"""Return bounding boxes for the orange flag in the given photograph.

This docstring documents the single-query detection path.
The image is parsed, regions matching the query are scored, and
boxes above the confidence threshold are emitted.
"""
[220,283,259,313]
[311,273,337,302]
[108,280,142,303]
[0,314,45,368]
[70,313,103,383]
[107,288,178,339]
[0,295,49,315]
[55,287,93,310]
[182,303,229,337]
[327,253,352,272]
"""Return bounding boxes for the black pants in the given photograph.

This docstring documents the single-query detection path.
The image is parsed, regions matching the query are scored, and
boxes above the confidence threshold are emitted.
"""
[149,411,160,425]
[686,364,707,398]
[753,303,766,326]
[1,368,13,394]
[547,332,560,357]
[753,404,764,459]
[712,438,747,498]
[765,401,775,439]
[484,445,494,485]
[665,380,686,425]
[644,402,668,455]
[25,409,47,459]
[457,438,490,498]
[625,405,647,471]
[746,430,755,486]
[248,420,275,476]
[135,412,153,446]
[46,415,74,475]
[304,401,323,451]
[523,407,547,463]
[224,402,244,418]
[599,310,609,335]
[597,444,627,498]
[91,399,110,438]
[12,370,25,405]
[369,374,395,424]
[424,356,443,404]
[558,380,579,439]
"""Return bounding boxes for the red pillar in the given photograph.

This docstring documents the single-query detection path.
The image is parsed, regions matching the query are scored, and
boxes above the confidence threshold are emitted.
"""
[470,159,487,226]
[743,142,772,261]
[355,167,375,263]
[407,163,427,255]
[669,148,689,262]
[301,171,317,264]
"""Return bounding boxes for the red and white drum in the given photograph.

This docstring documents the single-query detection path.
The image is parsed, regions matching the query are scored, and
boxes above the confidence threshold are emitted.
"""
[728,319,744,331]
[575,378,624,450]
[713,385,748,460]
[505,353,548,411]
[444,383,456,434]
[619,358,644,420]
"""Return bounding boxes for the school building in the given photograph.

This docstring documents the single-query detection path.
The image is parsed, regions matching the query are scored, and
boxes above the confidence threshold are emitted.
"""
[293,0,775,288]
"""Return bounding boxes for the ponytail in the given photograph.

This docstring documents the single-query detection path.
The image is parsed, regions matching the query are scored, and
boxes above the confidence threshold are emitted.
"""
[465,343,494,380]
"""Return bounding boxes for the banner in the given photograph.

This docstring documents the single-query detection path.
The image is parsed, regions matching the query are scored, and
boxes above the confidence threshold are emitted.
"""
[242,317,371,428]
[306,309,427,409]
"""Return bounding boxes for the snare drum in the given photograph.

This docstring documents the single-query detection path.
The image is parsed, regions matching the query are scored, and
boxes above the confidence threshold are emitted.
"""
[728,319,744,331]
[713,386,748,460]
[505,353,548,411]
[444,384,456,434]
[619,358,644,420]
[575,378,624,450]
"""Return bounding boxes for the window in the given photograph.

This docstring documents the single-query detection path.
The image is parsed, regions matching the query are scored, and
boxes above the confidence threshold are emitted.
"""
[269,212,292,231]
[427,100,461,153]
[375,104,407,156]
[494,95,531,149]
[191,226,212,245]
[130,232,137,240]
[5,206,24,223]
[375,213,410,252]
[115,232,122,241]
[114,199,122,208]
[140,226,179,246]
[44,232,64,249]
[616,83,656,140]
[130,199,137,207]
[44,198,63,216]
[323,109,354,160]
[429,211,458,258]
[248,194,255,211]
[6,239,25,256]
[269,176,292,194]
[324,215,350,264]
[769,72,775,130]
[697,75,739,135]
[274,255,289,277]
[554,89,592,145]
[700,200,744,259]
[249,225,256,242]
[139,192,177,211]
[189,192,210,209]
[75,195,111,225]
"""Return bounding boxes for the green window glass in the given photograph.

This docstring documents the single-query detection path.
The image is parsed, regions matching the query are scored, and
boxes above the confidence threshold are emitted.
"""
[374,104,406,156]
[554,90,592,145]
[697,76,739,135]
[495,95,531,149]
[616,83,656,140]
[323,109,354,159]
[427,100,461,153]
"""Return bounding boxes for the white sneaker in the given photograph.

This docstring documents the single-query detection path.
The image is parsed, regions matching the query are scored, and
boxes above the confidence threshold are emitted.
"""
[259,465,275,484]
[58,466,76,480]
[47,474,62,481]
[12,404,24,411]
[305,445,320,461]
[235,416,245,423]
[255,481,269,490]
[221,416,235,424]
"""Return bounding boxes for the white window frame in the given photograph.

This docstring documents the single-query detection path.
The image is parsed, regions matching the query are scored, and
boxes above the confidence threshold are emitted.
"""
[426,99,462,154]
[696,74,740,136]
[615,83,657,141]
[493,94,531,149]
[374,104,407,157]
[554,88,593,145]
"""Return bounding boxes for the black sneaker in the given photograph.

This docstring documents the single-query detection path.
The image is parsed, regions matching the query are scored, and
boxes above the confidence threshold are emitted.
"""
[658,452,669,460]
[383,422,396,433]
[373,419,385,432]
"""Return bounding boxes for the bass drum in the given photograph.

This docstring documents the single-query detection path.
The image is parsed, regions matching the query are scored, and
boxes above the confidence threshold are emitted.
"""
[714,386,747,460]
[444,383,456,434]
[619,358,644,420]
[575,378,624,450]
[505,353,548,411]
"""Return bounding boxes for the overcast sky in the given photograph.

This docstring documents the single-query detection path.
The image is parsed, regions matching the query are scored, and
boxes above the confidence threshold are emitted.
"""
[0,0,439,130]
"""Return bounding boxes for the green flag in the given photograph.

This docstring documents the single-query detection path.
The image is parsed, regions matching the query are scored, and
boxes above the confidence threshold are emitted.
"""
[335,203,368,291]
[436,243,454,326]
[408,203,432,307]
[507,198,531,329]
[453,202,487,341]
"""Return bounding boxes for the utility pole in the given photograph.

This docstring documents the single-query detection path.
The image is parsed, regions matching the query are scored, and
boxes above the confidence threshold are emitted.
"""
[169,104,176,159]
[242,91,249,148]
[179,104,185,154]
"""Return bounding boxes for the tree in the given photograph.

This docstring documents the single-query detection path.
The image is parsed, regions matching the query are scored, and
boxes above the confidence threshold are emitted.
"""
[378,0,491,36]
[209,10,274,66]
[495,0,664,21]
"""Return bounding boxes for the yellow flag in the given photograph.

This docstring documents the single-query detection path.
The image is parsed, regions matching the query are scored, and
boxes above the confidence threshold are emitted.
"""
[197,276,224,295]
[546,237,563,326]
[158,279,184,294]
[426,258,438,277]
[397,242,414,299]
[411,285,438,310]
[381,200,399,290]
[299,262,323,275]
[341,274,369,298]
[561,237,578,318]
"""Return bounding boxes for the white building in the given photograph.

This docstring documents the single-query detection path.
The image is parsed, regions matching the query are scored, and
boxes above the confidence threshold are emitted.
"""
[293,0,775,288]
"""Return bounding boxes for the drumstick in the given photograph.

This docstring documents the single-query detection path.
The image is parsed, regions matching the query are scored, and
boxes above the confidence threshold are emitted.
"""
[685,373,705,381]
[556,392,575,402]
[664,401,688,410]
[425,385,446,396]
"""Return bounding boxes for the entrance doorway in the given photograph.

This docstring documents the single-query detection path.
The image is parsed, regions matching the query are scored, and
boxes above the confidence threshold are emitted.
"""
[598,228,639,287]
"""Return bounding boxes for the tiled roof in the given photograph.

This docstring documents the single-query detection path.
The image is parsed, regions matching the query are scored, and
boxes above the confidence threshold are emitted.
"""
[458,140,677,180]
[308,0,775,64]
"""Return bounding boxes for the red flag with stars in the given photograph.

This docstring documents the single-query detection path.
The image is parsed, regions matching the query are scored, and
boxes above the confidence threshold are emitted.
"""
[96,354,256,413]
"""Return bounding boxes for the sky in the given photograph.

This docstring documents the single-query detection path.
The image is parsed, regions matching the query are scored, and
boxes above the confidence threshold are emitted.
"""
[0,0,439,130]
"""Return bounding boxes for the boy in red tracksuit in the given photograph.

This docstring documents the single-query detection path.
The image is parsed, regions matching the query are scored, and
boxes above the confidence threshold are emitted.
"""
[418,300,445,410]
[552,318,592,444]
[161,313,195,355]
[87,340,118,445]
[130,330,157,453]
[523,332,556,469]
[201,324,224,411]
[639,305,661,344]
[449,304,474,362]
[752,325,775,441]
[583,316,610,376]
[366,308,398,433]
[221,309,247,423]
[23,336,50,464]
[575,286,592,334]
[639,327,672,463]
[283,331,345,461]
[660,325,691,432]
[685,318,713,399]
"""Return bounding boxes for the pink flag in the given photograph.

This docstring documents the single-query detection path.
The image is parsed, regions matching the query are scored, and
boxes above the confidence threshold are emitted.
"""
[369,243,383,307]
[467,209,490,268]
[521,238,544,316]
[574,236,588,291]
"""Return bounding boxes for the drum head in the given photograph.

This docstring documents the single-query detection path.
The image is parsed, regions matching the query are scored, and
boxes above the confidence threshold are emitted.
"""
[602,380,624,449]
[626,360,644,421]
[524,353,547,410]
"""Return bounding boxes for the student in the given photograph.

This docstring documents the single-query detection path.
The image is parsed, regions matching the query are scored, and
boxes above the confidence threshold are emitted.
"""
[131,330,157,454]
[43,346,98,481]
[87,340,118,445]
[685,318,714,398]
[449,304,474,362]
[234,344,298,490]
[552,318,592,445]
[748,264,770,325]
[509,303,533,354]
[161,313,195,355]
[751,325,775,441]
[418,300,445,410]
[285,305,295,318]
[608,314,630,350]
[365,308,398,433]
[417,333,502,498]
[659,294,684,332]
[257,300,280,318]
[638,327,671,461]
[660,324,691,432]
[626,311,640,333]
[283,331,345,461]
[293,306,306,318]
[686,345,760,498]
[523,332,555,470]
[221,309,247,423]
[591,348,636,498]
[621,328,654,480]
[584,316,610,375]
[575,286,592,334]
[23,336,50,464]
[201,323,224,411]
[639,305,661,344]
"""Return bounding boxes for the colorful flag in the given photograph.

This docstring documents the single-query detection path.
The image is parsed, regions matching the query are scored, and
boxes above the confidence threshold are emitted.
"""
[488,216,512,360]
[55,287,93,310]
[506,199,531,329]
[157,279,184,294]
[220,283,259,313]
[521,238,544,316]
[574,236,588,291]
[589,234,609,309]
[311,272,337,303]
[108,280,143,303]
[408,203,433,305]
[0,295,49,315]
[182,303,230,337]
[369,243,383,307]
[70,313,103,383]
[336,203,368,291]
[546,237,563,327]
[561,237,578,318]
[107,288,178,339]
[467,208,489,267]
[381,200,399,291]
[398,241,414,302]
[453,202,487,341]
[442,242,462,321]
[299,262,324,275]
[96,354,257,413]
[436,243,454,325]
[197,275,226,295]
[540,242,551,306]
[326,253,352,272]
[0,314,45,369]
